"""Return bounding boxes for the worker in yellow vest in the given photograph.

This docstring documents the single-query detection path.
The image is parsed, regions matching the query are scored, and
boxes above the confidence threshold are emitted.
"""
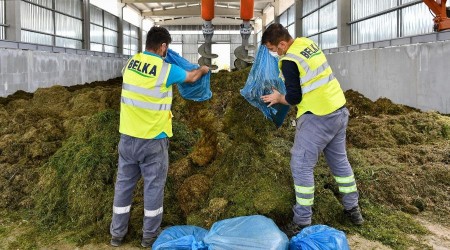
[110,26,209,247]
[261,23,364,237]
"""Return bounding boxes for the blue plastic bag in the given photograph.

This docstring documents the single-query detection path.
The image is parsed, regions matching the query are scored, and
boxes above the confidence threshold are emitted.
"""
[152,225,209,250]
[203,215,289,250]
[289,225,350,250]
[240,45,290,128]
[165,48,212,101]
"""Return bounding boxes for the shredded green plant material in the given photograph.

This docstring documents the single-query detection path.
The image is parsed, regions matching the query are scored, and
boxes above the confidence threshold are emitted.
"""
[0,71,449,249]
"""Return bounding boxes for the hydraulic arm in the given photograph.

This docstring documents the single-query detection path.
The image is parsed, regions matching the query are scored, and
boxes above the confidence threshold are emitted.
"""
[198,0,218,70]
[423,0,450,31]
[234,0,255,70]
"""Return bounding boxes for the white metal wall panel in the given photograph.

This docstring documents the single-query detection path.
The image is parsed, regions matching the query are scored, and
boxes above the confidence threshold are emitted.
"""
[130,37,138,53]
[171,34,182,43]
[303,0,318,15]
[104,12,118,31]
[104,29,118,46]
[123,35,130,49]
[130,25,138,38]
[280,11,288,27]
[351,0,397,21]
[302,11,318,36]
[21,30,52,45]
[309,35,319,44]
[55,0,82,18]
[182,43,198,54]
[351,12,397,44]
[319,1,337,32]
[90,43,102,52]
[401,3,433,36]
[90,24,103,43]
[21,1,54,34]
[183,34,199,44]
[26,0,52,8]
[104,45,117,53]
[320,29,337,49]
[90,5,103,26]
[56,14,82,39]
[56,37,82,49]
[287,24,295,38]
[123,22,130,36]
[288,5,295,25]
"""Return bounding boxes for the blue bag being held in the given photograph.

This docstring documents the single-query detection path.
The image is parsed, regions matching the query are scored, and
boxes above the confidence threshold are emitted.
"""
[289,225,350,250]
[240,45,290,128]
[165,48,212,101]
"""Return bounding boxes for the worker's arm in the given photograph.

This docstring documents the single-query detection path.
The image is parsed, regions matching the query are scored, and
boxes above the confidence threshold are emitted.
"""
[184,65,210,83]
[261,60,302,107]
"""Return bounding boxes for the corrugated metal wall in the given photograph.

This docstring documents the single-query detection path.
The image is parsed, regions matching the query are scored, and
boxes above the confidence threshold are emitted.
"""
[279,4,296,37]
[123,21,139,55]
[90,5,119,53]
[350,0,444,44]
[20,0,82,48]
[302,0,337,49]
[0,0,5,40]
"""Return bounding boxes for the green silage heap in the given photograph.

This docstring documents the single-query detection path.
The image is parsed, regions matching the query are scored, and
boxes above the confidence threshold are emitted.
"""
[0,70,449,249]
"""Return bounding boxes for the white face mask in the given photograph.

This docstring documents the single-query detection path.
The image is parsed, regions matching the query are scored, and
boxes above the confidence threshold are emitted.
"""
[269,50,278,58]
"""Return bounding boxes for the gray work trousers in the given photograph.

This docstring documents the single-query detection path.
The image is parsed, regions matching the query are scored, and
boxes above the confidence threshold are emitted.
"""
[290,107,359,225]
[110,134,169,238]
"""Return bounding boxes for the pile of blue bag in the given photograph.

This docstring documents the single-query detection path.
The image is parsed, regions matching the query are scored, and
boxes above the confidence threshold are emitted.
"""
[152,215,289,250]
[164,48,212,102]
[240,45,290,128]
[152,215,350,250]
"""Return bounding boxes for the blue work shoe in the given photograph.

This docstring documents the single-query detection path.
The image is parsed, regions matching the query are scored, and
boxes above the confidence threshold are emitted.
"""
[345,206,364,225]
[282,221,310,238]
[110,236,123,247]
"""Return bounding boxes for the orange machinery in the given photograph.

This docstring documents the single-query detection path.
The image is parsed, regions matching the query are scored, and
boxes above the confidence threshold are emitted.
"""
[234,0,255,69]
[423,0,450,31]
[198,0,218,70]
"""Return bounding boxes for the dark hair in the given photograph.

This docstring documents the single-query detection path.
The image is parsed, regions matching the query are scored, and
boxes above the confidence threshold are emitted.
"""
[261,23,292,45]
[145,26,172,51]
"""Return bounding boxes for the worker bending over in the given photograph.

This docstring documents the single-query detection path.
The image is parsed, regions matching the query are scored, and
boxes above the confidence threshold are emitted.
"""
[261,23,364,237]
[110,26,209,247]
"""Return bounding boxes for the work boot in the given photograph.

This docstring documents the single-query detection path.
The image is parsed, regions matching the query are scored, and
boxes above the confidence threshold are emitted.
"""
[344,206,364,225]
[110,236,123,247]
[141,228,162,248]
[141,236,157,248]
[282,221,310,238]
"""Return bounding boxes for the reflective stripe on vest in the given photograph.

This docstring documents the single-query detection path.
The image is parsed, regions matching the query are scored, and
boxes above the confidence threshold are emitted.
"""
[284,53,331,82]
[121,96,171,111]
[121,62,172,110]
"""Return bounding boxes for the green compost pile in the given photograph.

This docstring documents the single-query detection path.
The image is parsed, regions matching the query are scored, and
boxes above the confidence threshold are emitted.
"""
[0,70,449,249]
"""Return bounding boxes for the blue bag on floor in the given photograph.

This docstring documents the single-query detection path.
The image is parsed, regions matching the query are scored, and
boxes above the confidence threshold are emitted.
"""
[152,225,209,250]
[203,215,289,250]
[165,49,212,102]
[240,45,290,128]
[289,225,350,250]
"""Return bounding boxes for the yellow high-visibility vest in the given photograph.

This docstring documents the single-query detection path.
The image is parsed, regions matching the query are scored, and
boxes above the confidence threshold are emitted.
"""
[279,37,346,118]
[119,52,173,139]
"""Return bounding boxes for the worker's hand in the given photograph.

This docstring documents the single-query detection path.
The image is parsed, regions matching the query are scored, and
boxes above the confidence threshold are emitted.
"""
[261,87,282,107]
[200,65,210,74]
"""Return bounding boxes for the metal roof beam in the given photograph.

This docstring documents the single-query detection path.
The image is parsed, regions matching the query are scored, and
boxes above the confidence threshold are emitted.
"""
[122,0,273,3]
[142,5,262,17]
